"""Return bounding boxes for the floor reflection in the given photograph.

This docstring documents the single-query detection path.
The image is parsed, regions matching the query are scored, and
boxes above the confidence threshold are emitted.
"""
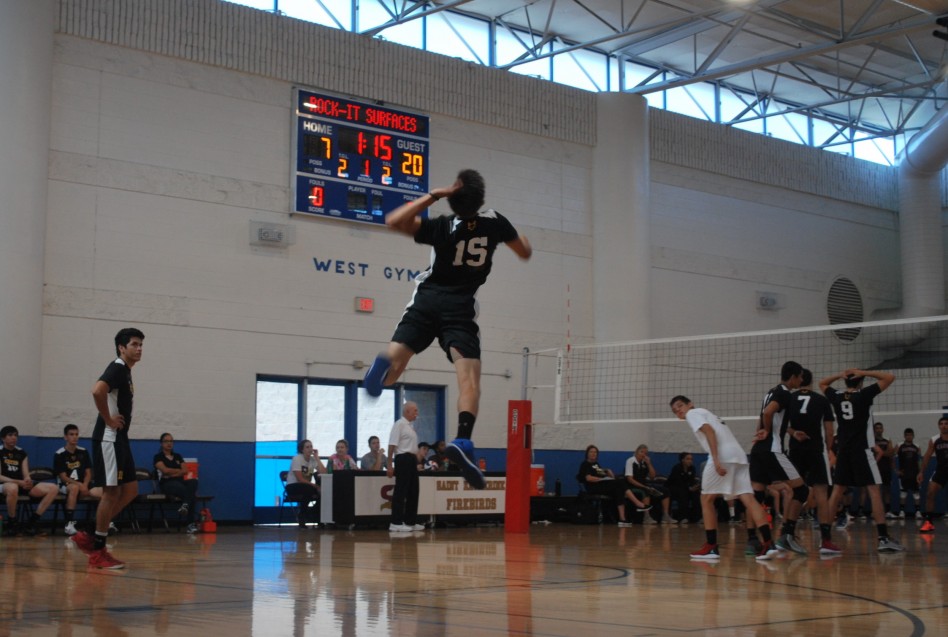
[0,521,944,636]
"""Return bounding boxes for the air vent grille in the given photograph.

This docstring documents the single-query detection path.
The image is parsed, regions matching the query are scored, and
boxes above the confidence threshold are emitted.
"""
[827,277,863,342]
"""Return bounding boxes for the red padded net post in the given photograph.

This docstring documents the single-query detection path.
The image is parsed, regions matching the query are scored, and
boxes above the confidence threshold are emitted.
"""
[504,400,532,533]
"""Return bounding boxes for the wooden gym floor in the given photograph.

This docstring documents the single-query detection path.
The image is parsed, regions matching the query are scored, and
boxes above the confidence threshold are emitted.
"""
[1,518,945,636]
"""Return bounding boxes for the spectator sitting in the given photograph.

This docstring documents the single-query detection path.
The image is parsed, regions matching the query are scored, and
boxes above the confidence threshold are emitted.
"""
[428,440,450,471]
[625,444,671,523]
[327,439,359,472]
[578,444,650,526]
[1,425,59,537]
[666,452,701,523]
[286,440,325,527]
[417,442,438,471]
[153,433,200,533]
[54,423,103,536]
[360,435,388,471]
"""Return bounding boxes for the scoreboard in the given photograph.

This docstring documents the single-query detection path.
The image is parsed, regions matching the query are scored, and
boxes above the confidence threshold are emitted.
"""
[292,89,430,225]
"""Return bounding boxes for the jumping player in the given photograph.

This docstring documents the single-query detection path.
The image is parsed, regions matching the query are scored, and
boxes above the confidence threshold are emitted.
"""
[362,170,532,489]
[670,396,778,561]
[820,368,904,552]
[918,416,948,533]
[72,327,145,569]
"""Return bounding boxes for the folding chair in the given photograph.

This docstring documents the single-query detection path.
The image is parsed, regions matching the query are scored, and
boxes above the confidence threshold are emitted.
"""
[279,471,318,526]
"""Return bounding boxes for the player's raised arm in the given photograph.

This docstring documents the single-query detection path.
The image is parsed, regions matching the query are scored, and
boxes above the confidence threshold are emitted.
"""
[850,369,896,392]
[386,180,461,235]
[818,371,845,394]
[506,234,532,260]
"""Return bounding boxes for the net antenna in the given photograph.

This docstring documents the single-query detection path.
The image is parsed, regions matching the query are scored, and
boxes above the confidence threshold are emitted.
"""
[522,315,948,427]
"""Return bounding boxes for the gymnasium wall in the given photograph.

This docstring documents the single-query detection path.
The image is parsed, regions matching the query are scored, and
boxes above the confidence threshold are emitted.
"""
[26,0,929,519]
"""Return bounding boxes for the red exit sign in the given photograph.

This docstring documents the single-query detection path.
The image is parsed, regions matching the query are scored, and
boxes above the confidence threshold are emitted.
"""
[355,297,375,313]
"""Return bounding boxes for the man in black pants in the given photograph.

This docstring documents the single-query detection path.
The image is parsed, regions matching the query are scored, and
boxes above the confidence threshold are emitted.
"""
[387,402,423,532]
[154,433,200,533]
[363,169,532,489]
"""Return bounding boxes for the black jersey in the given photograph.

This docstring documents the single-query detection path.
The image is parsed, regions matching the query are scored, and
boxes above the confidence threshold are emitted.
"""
[578,460,611,481]
[413,210,518,294]
[665,462,698,490]
[898,442,921,475]
[825,384,882,451]
[932,435,948,468]
[753,384,793,454]
[875,436,893,471]
[153,451,185,482]
[1,446,27,480]
[787,389,835,453]
[92,358,135,441]
[54,446,92,485]
[628,457,650,483]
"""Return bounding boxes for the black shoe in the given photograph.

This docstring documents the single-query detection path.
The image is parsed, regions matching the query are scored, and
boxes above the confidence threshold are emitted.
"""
[22,523,37,537]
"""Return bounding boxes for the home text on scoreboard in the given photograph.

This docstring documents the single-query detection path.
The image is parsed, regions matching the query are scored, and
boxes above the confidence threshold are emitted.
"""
[292,89,430,226]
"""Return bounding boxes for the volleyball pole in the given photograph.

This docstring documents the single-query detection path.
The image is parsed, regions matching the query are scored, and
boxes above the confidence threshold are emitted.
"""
[505,400,532,533]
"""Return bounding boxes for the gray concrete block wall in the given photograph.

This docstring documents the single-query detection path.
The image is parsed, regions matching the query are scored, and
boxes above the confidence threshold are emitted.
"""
[57,0,903,212]
[57,0,596,145]
[650,109,899,211]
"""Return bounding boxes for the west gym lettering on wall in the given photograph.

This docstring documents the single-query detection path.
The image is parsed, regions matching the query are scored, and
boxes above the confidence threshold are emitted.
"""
[313,258,423,282]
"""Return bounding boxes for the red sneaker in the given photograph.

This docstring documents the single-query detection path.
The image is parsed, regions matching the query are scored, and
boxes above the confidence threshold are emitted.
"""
[920,520,935,533]
[755,540,779,561]
[71,531,96,555]
[689,543,720,559]
[819,539,842,555]
[88,549,125,570]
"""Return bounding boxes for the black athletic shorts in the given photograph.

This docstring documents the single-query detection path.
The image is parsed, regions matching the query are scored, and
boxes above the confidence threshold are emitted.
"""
[749,450,801,485]
[833,448,880,487]
[878,464,892,485]
[93,436,137,487]
[900,474,919,492]
[931,465,948,488]
[788,447,831,486]
[392,286,480,362]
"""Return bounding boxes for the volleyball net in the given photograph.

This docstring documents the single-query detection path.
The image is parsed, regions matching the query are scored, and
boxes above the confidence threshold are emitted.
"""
[523,315,948,426]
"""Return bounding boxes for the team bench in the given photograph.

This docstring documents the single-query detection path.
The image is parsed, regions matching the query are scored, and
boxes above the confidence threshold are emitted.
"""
[2,467,213,534]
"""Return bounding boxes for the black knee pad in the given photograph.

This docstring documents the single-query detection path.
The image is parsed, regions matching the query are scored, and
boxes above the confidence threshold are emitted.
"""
[792,484,810,503]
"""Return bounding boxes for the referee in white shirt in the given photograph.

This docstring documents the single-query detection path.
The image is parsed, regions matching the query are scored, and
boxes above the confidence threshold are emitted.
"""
[387,402,424,532]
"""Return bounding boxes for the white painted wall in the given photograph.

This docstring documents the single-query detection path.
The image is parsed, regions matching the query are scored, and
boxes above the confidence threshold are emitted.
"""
[40,35,595,449]
[0,0,55,438]
[649,162,900,337]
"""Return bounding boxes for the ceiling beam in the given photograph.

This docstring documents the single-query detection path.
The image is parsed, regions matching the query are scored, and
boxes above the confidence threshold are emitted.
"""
[360,0,473,37]
[626,18,935,94]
